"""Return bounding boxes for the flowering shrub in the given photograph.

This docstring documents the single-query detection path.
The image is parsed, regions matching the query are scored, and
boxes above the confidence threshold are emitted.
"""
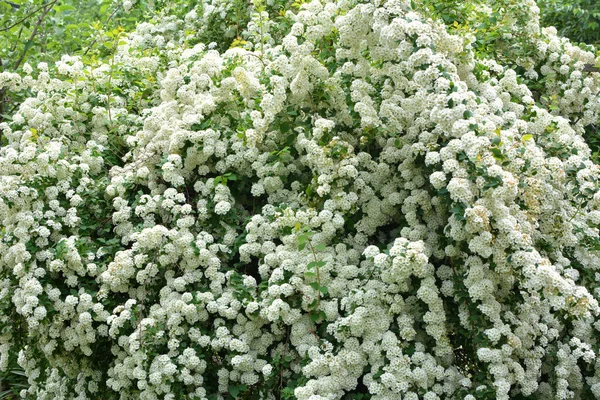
[2,0,600,399]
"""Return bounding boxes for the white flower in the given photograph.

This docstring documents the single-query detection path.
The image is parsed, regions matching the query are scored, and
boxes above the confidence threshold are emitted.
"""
[215,201,231,215]
[262,364,273,376]
[429,171,447,190]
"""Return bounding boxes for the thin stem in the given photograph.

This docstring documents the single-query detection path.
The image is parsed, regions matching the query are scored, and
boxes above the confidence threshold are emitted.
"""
[106,79,113,127]
[568,201,584,224]
[307,241,322,307]
[234,0,240,39]
[259,9,264,55]
[138,240,161,350]
[448,258,475,340]
[278,325,290,400]
[0,57,4,129]
[252,0,265,54]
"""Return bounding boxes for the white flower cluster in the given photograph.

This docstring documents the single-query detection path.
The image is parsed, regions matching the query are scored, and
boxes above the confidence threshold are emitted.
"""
[1,0,600,399]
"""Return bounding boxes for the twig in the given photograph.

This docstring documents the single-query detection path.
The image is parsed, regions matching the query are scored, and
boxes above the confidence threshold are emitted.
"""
[2,1,21,10]
[243,52,267,68]
[0,0,56,33]
[583,64,600,73]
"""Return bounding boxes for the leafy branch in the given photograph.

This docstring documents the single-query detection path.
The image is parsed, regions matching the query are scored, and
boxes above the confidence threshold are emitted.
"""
[0,0,57,33]
[82,4,122,56]
[13,0,59,71]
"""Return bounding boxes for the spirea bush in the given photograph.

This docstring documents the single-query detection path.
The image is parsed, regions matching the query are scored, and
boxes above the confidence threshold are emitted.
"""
[2,0,600,399]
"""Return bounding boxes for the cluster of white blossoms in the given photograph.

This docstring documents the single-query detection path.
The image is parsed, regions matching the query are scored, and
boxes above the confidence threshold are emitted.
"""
[2,0,600,399]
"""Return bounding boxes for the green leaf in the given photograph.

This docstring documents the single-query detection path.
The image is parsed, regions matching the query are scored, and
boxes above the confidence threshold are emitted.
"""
[228,384,247,398]
[314,243,326,252]
[22,39,34,56]
[451,204,466,220]
[298,235,307,251]
[521,134,533,142]
[490,148,504,160]
[55,4,76,12]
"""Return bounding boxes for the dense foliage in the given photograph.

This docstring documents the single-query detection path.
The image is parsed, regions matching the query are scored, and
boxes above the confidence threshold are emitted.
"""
[538,0,600,45]
[1,0,600,399]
